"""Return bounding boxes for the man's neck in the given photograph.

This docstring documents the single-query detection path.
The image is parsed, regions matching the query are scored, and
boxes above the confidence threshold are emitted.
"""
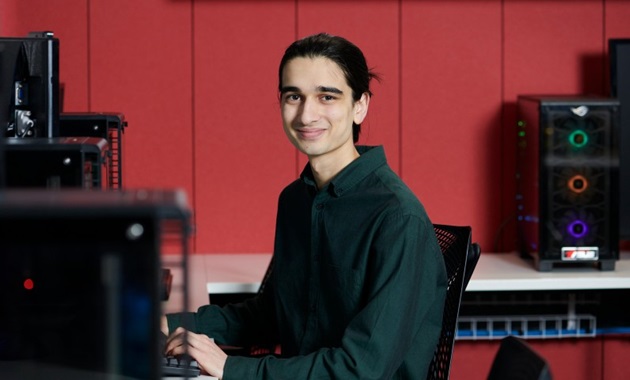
[309,145,360,189]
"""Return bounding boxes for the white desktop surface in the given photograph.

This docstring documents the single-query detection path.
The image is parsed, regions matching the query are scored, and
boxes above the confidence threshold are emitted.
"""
[191,251,630,296]
[163,253,273,312]
[466,251,630,291]
[204,253,272,295]
[163,254,214,313]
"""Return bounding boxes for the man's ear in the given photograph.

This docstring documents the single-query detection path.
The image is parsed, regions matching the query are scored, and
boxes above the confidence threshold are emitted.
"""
[353,92,370,125]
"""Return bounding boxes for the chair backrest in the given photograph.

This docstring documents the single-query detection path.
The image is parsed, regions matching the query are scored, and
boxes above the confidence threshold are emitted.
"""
[426,224,474,380]
[463,242,481,290]
[487,336,553,380]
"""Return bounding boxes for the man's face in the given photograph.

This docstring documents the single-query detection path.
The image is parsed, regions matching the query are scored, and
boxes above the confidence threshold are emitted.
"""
[280,56,367,161]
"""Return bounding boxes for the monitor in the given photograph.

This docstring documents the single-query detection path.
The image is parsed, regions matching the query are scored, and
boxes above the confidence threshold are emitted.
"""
[609,39,630,240]
[0,31,60,139]
[0,122,4,188]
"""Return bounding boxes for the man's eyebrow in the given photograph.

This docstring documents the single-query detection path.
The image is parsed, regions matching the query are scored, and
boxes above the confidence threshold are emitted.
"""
[280,86,300,94]
[317,86,343,94]
[279,86,344,95]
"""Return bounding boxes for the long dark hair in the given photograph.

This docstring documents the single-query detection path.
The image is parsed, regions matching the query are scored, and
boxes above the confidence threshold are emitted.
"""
[278,33,378,143]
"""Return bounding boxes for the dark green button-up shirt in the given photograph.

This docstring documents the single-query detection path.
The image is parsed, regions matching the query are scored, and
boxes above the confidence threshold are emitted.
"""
[168,145,447,379]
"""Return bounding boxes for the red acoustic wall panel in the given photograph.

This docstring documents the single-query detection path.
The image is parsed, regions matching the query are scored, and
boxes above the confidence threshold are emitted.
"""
[401,1,503,250]
[88,0,195,244]
[537,338,603,379]
[602,337,630,380]
[0,1,18,34]
[297,0,401,174]
[606,1,630,40]
[1,0,627,255]
[192,1,296,253]
[449,340,501,380]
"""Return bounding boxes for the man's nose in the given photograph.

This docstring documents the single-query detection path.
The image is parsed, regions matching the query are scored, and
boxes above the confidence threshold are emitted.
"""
[299,98,320,125]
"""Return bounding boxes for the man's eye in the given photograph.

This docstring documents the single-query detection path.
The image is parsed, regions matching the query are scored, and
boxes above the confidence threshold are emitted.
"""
[321,95,336,102]
[285,94,301,102]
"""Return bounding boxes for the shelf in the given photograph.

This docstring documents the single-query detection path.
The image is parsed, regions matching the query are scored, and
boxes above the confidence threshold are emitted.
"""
[456,314,597,340]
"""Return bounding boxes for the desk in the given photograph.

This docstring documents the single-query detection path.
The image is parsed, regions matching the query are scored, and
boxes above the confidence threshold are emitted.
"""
[465,251,630,291]
[163,253,272,312]
[188,251,630,340]
[192,251,630,295]
[178,251,629,380]
[204,253,272,294]
[460,252,630,339]
[163,253,215,313]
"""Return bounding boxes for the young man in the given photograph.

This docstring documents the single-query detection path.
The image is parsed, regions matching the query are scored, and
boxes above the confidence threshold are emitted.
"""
[164,33,447,380]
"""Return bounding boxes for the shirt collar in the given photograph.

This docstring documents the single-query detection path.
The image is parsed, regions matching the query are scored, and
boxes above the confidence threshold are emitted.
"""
[300,145,387,197]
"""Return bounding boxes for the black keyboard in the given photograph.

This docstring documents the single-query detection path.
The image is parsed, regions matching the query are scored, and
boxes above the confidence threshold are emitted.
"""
[162,355,201,377]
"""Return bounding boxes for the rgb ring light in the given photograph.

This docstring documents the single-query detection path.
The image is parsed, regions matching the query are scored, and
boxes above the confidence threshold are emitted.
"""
[567,220,589,239]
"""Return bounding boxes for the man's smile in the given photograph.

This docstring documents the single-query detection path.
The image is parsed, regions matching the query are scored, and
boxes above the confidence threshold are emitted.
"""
[295,127,326,140]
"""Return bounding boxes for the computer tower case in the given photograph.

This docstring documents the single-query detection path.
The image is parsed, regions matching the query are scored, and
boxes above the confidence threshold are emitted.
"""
[0,189,191,379]
[516,95,620,271]
[3,136,108,189]
[60,112,127,189]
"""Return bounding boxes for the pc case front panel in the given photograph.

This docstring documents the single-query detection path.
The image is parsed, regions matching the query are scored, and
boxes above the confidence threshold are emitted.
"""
[517,96,619,271]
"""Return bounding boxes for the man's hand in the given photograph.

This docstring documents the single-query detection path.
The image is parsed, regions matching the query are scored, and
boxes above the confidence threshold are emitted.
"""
[160,315,169,336]
[165,327,228,379]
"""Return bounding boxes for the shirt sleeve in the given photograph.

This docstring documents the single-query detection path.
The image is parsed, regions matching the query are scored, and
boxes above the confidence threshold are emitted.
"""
[166,285,278,348]
[222,213,448,380]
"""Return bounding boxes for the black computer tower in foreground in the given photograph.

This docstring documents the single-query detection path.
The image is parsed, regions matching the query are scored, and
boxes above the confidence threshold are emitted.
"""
[0,189,191,379]
[3,137,108,189]
[60,112,127,189]
[516,96,620,271]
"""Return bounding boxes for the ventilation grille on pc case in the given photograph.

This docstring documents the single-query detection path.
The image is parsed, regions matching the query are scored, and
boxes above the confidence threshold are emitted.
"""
[544,108,613,250]
[517,96,619,271]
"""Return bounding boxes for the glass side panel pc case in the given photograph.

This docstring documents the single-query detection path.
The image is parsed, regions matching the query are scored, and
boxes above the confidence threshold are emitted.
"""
[3,136,109,189]
[59,112,127,189]
[516,95,620,271]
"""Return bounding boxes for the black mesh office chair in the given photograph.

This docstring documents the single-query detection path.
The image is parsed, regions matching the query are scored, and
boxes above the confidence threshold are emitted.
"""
[487,336,553,380]
[464,241,481,290]
[426,224,479,380]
